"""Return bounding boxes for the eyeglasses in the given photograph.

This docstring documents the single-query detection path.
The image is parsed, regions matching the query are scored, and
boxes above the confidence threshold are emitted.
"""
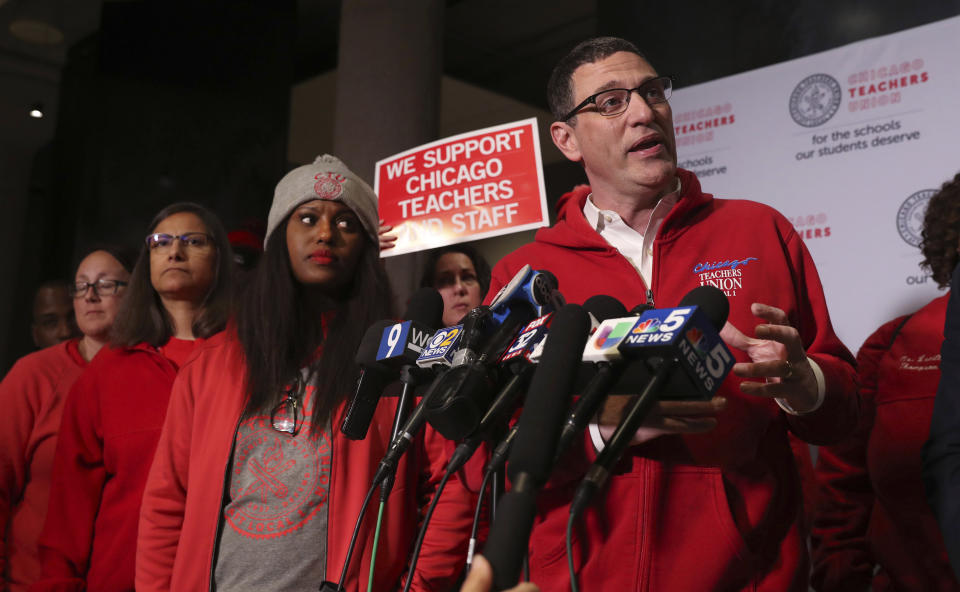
[69,279,128,298]
[562,76,674,122]
[270,375,305,436]
[145,232,213,250]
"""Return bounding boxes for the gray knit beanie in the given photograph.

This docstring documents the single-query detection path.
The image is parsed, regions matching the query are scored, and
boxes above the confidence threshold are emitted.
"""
[265,154,379,248]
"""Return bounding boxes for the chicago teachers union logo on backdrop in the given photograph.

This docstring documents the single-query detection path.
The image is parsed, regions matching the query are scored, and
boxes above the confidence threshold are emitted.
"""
[897,189,936,247]
[789,74,842,127]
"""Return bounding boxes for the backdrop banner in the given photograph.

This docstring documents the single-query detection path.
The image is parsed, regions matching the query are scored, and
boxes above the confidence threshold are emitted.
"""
[670,15,960,351]
[376,118,549,258]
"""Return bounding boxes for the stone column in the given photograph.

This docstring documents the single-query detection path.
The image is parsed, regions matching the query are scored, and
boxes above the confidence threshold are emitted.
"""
[333,0,444,313]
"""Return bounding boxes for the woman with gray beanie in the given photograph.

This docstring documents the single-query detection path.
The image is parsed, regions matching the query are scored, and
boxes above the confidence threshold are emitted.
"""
[136,155,474,591]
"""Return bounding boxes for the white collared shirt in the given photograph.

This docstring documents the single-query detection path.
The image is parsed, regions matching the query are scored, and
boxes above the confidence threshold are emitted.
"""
[581,180,680,292]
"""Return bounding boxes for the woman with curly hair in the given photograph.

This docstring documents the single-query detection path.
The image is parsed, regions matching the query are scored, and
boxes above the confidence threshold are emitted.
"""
[811,173,960,591]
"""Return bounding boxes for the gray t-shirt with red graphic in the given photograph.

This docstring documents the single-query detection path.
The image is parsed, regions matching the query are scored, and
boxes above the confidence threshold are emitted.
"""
[214,373,333,591]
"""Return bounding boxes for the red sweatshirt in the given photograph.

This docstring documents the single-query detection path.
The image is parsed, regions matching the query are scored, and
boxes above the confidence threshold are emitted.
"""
[484,170,858,591]
[32,340,197,592]
[1,340,87,591]
[136,330,475,591]
[813,293,959,591]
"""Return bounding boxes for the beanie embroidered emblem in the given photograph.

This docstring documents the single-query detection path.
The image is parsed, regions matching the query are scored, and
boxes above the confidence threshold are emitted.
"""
[313,172,345,200]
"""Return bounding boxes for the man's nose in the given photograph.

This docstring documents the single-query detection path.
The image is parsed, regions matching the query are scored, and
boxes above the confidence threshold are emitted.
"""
[624,91,656,124]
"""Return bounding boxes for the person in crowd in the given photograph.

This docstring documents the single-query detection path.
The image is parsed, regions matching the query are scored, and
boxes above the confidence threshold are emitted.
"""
[480,37,857,590]
[923,174,960,582]
[1,246,134,591]
[419,244,491,327]
[813,174,960,591]
[228,219,266,272]
[30,281,77,350]
[32,203,233,592]
[136,155,473,591]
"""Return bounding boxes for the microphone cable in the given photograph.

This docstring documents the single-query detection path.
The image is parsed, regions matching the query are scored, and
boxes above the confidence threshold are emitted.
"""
[367,500,386,592]
[567,511,580,592]
[333,481,379,592]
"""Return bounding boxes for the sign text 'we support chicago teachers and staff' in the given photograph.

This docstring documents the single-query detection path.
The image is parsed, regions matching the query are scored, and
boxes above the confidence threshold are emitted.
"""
[375,118,549,257]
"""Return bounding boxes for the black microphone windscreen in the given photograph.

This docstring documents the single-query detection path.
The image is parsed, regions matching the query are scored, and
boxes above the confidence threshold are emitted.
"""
[403,287,444,329]
[678,285,729,330]
[507,303,591,486]
[583,294,628,322]
[483,489,537,589]
[355,319,397,365]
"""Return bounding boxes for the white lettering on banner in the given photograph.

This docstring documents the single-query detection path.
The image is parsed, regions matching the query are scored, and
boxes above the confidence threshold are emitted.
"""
[422,131,524,168]
[405,159,504,194]
[452,203,520,232]
[397,179,514,217]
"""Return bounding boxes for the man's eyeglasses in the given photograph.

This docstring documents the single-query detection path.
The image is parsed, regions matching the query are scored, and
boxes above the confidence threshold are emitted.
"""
[562,76,673,122]
[270,374,305,436]
[68,279,128,298]
[145,232,213,250]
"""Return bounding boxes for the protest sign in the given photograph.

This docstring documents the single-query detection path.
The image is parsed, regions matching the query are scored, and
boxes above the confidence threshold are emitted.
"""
[375,118,549,257]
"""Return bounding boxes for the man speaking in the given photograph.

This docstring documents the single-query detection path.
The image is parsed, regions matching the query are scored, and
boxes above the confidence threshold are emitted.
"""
[483,37,858,591]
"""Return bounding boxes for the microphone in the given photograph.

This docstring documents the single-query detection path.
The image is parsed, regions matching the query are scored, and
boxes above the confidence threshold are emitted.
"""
[484,304,591,590]
[444,311,555,473]
[340,320,398,440]
[482,266,564,363]
[554,295,630,459]
[340,289,443,441]
[421,268,564,442]
[569,286,734,520]
[377,287,443,369]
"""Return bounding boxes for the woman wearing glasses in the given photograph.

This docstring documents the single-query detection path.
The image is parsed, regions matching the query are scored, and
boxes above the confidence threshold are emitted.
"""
[1,246,133,591]
[137,156,472,591]
[33,203,233,592]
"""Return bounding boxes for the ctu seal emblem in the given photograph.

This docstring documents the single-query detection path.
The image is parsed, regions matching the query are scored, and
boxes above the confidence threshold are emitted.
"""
[897,189,936,247]
[313,172,345,200]
[789,74,842,127]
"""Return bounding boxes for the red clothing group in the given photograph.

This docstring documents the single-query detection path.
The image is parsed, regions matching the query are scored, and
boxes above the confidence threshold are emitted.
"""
[0,340,87,591]
[33,340,196,592]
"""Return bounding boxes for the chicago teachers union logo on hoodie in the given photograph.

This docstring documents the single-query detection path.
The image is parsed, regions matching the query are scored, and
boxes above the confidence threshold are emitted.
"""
[693,257,758,297]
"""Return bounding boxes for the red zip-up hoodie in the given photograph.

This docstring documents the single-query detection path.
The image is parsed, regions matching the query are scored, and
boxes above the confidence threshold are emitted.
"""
[1,339,87,591]
[33,341,195,592]
[813,293,959,591]
[484,169,858,591]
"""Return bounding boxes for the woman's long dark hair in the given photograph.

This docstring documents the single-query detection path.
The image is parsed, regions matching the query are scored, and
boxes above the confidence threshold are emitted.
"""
[235,215,393,431]
[112,202,234,347]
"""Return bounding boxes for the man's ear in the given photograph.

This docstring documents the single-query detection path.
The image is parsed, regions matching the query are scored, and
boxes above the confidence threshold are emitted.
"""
[550,121,582,163]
